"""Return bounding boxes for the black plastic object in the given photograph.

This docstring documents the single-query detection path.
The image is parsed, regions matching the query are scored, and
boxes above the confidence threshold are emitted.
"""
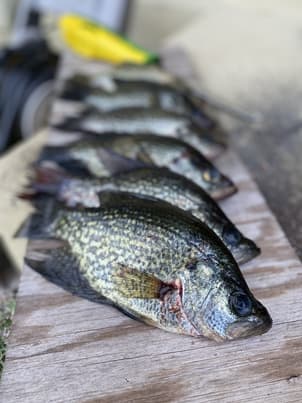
[0,39,58,153]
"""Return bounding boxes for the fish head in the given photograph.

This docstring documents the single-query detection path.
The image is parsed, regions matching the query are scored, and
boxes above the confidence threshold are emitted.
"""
[182,259,272,342]
[222,224,261,264]
[175,148,236,200]
[201,278,272,341]
[169,148,236,199]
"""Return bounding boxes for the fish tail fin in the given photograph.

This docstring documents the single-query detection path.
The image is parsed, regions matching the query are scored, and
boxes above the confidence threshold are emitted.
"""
[38,146,92,177]
[20,165,71,199]
[38,145,70,163]
[15,195,59,240]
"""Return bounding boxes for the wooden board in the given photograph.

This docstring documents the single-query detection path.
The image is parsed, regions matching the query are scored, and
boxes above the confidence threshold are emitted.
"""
[1,54,302,402]
[2,155,302,402]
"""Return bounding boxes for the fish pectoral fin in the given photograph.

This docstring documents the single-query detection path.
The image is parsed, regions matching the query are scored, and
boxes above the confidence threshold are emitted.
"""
[26,240,109,305]
[111,265,166,299]
[97,147,148,175]
[112,265,183,301]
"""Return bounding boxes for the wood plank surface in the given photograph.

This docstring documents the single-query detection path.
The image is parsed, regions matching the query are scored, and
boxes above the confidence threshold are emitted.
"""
[1,54,302,402]
[1,150,302,402]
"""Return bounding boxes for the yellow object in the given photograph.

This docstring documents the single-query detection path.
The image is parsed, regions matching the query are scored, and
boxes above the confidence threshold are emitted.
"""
[59,14,158,65]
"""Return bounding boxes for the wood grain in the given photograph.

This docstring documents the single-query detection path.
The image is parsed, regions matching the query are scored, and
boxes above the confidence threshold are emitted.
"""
[1,53,302,402]
[1,149,302,402]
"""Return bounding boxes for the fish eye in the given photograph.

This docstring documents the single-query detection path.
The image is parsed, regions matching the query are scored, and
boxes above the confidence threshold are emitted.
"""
[222,225,242,246]
[229,291,252,317]
[202,168,221,183]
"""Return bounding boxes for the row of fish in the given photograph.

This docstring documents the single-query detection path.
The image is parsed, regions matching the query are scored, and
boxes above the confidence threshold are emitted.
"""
[18,63,272,342]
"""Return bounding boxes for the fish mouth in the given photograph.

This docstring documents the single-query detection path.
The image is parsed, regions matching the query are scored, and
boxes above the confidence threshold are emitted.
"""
[226,312,272,340]
[232,238,261,265]
[209,180,237,200]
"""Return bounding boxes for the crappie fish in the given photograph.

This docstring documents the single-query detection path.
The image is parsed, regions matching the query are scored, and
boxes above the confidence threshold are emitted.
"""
[55,108,225,159]
[39,134,236,200]
[69,64,194,98]
[61,79,215,130]
[68,64,180,93]
[60,81,156,112]
[18,192,272,341]
[68,64,219,125]
[27,165,259,264]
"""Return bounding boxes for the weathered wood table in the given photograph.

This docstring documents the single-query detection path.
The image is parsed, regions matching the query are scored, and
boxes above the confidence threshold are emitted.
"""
[1,54,302,402]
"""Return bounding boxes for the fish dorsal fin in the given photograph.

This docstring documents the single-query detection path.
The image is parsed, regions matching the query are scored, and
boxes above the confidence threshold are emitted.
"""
[26,240,109,305]
[96,190,167,208]
[97,147,149,175]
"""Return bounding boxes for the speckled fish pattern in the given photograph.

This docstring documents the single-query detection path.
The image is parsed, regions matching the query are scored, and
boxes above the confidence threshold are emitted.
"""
[30,166,258,264]
[22,193,271,341]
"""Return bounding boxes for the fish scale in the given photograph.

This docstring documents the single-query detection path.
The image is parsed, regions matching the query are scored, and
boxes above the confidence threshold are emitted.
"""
[54,201,210,281]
